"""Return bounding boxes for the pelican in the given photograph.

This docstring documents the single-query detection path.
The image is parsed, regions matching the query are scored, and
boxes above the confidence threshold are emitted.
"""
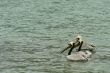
[66,51,92,61]
[61,35,95,61]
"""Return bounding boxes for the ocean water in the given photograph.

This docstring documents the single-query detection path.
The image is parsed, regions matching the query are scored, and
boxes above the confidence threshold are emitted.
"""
[0,0,110,73]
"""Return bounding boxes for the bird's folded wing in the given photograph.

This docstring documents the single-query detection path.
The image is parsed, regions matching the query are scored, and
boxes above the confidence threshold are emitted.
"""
[81,42,95,50]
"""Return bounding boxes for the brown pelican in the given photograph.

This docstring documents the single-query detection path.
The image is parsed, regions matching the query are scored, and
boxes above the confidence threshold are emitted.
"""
[66,51,92,61]
[61,35,95,61]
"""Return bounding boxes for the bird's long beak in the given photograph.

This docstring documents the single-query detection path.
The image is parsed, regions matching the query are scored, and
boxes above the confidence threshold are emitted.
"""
[60,44,72,53]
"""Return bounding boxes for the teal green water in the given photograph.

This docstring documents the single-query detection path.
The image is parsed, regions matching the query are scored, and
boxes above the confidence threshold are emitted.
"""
[0,0,110,73]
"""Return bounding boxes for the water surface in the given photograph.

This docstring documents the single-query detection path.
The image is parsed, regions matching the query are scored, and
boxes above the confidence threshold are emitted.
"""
[0,0,110,73]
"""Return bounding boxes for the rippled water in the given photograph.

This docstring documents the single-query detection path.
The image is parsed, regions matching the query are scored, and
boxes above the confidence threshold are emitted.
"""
[0,0,110,73]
